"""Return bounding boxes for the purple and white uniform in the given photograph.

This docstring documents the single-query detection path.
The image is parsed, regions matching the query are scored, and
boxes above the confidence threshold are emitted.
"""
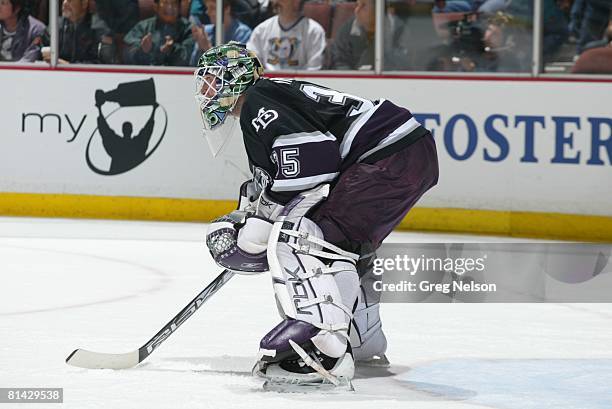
[234,77,439,383]
[240,77,439,255]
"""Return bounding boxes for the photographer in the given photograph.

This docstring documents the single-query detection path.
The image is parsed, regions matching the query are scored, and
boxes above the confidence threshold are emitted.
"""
[427,15,485,71]
[480,12,526,72]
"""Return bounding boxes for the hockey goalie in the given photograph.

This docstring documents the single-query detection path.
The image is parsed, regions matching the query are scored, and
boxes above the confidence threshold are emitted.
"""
[195,42,439,389]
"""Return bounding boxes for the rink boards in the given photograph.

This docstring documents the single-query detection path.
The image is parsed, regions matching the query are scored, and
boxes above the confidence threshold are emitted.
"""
[0,67,611,240]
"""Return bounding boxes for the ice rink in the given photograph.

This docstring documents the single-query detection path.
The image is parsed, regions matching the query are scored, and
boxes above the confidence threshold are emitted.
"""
[1,217,611,409]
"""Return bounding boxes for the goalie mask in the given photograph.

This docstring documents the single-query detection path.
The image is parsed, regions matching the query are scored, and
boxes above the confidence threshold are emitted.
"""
[194,42,264,156]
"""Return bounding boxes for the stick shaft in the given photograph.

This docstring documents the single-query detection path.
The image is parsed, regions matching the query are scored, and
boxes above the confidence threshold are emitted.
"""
[138,269,235,362]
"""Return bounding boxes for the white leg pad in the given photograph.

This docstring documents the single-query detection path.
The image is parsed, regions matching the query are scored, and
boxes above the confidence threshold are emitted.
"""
[266,186,359,358]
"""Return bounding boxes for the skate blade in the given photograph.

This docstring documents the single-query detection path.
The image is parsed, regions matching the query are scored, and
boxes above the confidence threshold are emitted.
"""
[356,354,390,368]
[263,379,354,393]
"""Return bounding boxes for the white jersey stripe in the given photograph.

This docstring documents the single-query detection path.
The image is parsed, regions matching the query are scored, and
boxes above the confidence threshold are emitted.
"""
[339,99,385,159]
[357,117,421,163]
[269,78,293,84]
[271,172,340,192]
[272,131,337,148]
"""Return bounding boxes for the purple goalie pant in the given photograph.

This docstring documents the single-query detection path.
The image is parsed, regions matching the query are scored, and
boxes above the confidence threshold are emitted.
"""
[311,133,439,257]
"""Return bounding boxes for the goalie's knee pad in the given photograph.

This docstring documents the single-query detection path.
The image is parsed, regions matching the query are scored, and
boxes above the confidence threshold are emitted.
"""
[257,185,360,385]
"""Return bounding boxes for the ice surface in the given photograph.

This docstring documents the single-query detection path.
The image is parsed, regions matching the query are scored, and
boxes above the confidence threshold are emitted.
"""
[1,217,611,409]
[399,359,612,409]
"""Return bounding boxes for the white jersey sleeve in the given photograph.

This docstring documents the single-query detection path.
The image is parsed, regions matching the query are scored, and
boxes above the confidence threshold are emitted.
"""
[246,24,266,63]
[302,19,326,70]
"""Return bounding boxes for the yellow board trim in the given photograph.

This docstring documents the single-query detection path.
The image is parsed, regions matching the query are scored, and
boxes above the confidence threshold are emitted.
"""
[0,192,611,242]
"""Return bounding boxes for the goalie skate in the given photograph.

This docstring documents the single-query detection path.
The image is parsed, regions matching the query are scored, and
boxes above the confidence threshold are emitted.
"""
[262,378,354,393]
[257,341,355,393]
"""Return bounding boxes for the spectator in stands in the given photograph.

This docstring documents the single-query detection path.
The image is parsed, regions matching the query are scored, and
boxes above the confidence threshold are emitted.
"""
[433,0,473,13]
[123,0,194,65]
[42,0,115,64]
[329,0,412,70]
[477,0,511,15]
[190,0,251,65]
[190,0,209,25]
[572,46,612,73]
[206,0,273,29]
[95,0,139,37]
[568,0,585,39]
[582,19,612,51]
[569,0,611,55]
[235,0,274,29]
[0,0,45,62]
[247,0,326,70]
[572,19,612,73]
[426,16,484,71]
[504,0,568,61]
[92,0,138,63]
[196,0,268,28]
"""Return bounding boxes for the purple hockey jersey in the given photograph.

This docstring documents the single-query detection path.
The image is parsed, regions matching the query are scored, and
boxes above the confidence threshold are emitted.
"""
[239,78,429,203]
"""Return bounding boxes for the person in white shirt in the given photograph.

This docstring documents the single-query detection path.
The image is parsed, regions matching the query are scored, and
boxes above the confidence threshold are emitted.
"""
[247,0,326,70]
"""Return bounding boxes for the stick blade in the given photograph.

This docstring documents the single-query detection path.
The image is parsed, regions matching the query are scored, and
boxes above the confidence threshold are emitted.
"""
[66,348,140,369]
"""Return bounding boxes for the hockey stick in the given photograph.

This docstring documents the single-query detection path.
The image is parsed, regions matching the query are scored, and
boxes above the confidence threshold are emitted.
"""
[66,269,235,369]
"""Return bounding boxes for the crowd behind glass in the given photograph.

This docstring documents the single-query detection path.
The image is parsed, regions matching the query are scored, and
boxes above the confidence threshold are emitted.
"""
[0,0,610,74]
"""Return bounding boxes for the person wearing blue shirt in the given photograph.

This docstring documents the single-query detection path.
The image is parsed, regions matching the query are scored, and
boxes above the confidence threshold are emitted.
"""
[190,0,252,66]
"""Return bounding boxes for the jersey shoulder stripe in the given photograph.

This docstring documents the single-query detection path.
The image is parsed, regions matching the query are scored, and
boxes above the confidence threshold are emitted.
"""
[357,117,420,162]
[271,172,340,192]
[339,99,385,159]
[272,131,337,148]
